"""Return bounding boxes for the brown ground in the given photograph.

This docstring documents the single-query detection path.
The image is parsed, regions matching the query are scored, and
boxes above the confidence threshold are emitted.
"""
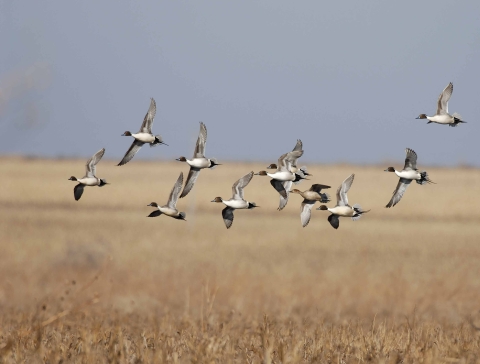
[1,157,480,363]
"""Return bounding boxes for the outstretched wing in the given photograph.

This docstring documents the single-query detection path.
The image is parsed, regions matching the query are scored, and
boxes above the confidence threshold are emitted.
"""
[167,172,184,209]
[222,207,235,229]
[436,82,453,115]
[403,148,418,171]
[386,178,411,208]
[278,181,292,211]
[292,139,303,152]
[139,98,157,133]
[74,184,84,201]
[232,171,254,199]
[117,140,144,166]
[309,184,330,193]
[85,148,105,178]
[328,214,340,229]
[270,179,287,199]
[300,199,315,227]
[193,122,207,158]
[180,167,201,198]
[336,174,354,206]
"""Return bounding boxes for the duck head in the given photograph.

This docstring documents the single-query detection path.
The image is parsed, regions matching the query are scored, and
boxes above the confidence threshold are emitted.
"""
[384,167,395,172]
[68,176,77,181]
[211,197,223,203]
[266,164,277,169]
[254,171,268,176]
[148,202,159,207]
[176,156,187,162]
[316,205,329,211]
[122,131,132,136]
[289,189,301,194]
[416,114,427,120]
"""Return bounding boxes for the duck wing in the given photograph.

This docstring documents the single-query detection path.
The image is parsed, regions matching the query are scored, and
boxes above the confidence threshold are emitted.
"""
[193,122,207,158]
[292,139,303,152]
[386,178,412,208]
[300,199,315,227]
[222,207,235,229]
[309,184,330,193]
[336,173,354,207]
[328,214,340,229]
[232,171,254,200]
[270,179,287,199]
[85,148,105,178]
[74,184,85,201]
[403,148,418,171]
[117,140,144,166]
[278,181,292,211]
[167,172,184,209]
[139,98,156,133]
[180,167,201,198]
[436,82,453,115]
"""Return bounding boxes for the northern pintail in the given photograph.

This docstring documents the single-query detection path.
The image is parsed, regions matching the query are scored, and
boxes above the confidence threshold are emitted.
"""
[416,82,466,127]
[266,139,310,176]
[118,98,167,166]
[147,172,186,220]
[384,148,434,208]
[176,122,220,198]
[211,171,258,229]
[256,149,307,210]
[69,148,108,201]
[290,184,331,227]
[317,174,369,229]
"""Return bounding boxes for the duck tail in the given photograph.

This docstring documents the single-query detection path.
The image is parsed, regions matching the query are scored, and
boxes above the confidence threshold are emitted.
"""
[352,204,370,221]
[320,193,330,203]
[209,158,219,169]
[451,113,466,127]
[417,171,435,185]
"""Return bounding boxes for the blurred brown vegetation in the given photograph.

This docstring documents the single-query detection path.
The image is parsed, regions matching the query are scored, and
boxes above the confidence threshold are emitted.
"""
[0,157,480,363]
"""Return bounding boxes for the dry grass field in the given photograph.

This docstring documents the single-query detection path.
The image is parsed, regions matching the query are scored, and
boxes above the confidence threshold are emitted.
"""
[1,156,480,363]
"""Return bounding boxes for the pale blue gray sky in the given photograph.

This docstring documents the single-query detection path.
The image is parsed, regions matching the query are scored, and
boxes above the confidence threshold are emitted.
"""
[1,1,479,166]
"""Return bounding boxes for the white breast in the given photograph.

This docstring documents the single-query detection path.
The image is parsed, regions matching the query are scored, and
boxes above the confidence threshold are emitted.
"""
[428,114,453,124]
[329,206,353,217]
[159,207,178,217]
[395,170,420,180]
[77,177,99,186]
[267,171,294,181]
[187,158,210,168]
[133,133,155,143]
[223,199,249,209]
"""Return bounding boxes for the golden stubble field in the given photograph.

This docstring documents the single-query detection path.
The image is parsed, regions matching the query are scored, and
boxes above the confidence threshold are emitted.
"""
[1,156,480,363]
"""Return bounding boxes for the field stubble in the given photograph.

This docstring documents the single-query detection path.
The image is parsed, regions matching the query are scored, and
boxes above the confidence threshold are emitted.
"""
[0,157,480,362]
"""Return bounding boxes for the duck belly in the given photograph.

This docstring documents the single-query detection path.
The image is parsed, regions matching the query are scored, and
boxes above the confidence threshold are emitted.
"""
[267,171,294,181]
[133,133,155,143]
[159,207,178,217]
[77,177,98,186]
[329,206,353,217]
[187,158,210,168]
[428,114,453,124]
[395,170,420,180]
[302,191,321,201]
[223,199,248,209]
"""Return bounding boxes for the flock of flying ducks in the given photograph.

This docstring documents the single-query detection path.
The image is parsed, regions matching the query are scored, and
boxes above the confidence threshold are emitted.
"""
[68,82,465,229]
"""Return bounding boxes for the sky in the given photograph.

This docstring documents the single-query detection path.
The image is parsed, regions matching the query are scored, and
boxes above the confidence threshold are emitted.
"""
[1,1,479,166]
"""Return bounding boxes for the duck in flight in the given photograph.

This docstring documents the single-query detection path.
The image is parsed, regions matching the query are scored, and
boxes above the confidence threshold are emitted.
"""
[147,172,186,221]
[384,148,434,208]
[290,184,331,227]
[68,148,108,201]
[255,149,307,210]
[118,98,167,166]
[317,174,369,229]
[176,122,220,198]
[416,82,466,127]
[211,171,258,229]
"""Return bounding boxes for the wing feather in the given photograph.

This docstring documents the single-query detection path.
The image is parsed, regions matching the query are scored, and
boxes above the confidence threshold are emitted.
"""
[117,140,143,166]
[167,172,184,208]
[85,148,105,178]
[386,178,412,208]
[139,98,156,133]
[232,171,254,199]
[436,82,453,115]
